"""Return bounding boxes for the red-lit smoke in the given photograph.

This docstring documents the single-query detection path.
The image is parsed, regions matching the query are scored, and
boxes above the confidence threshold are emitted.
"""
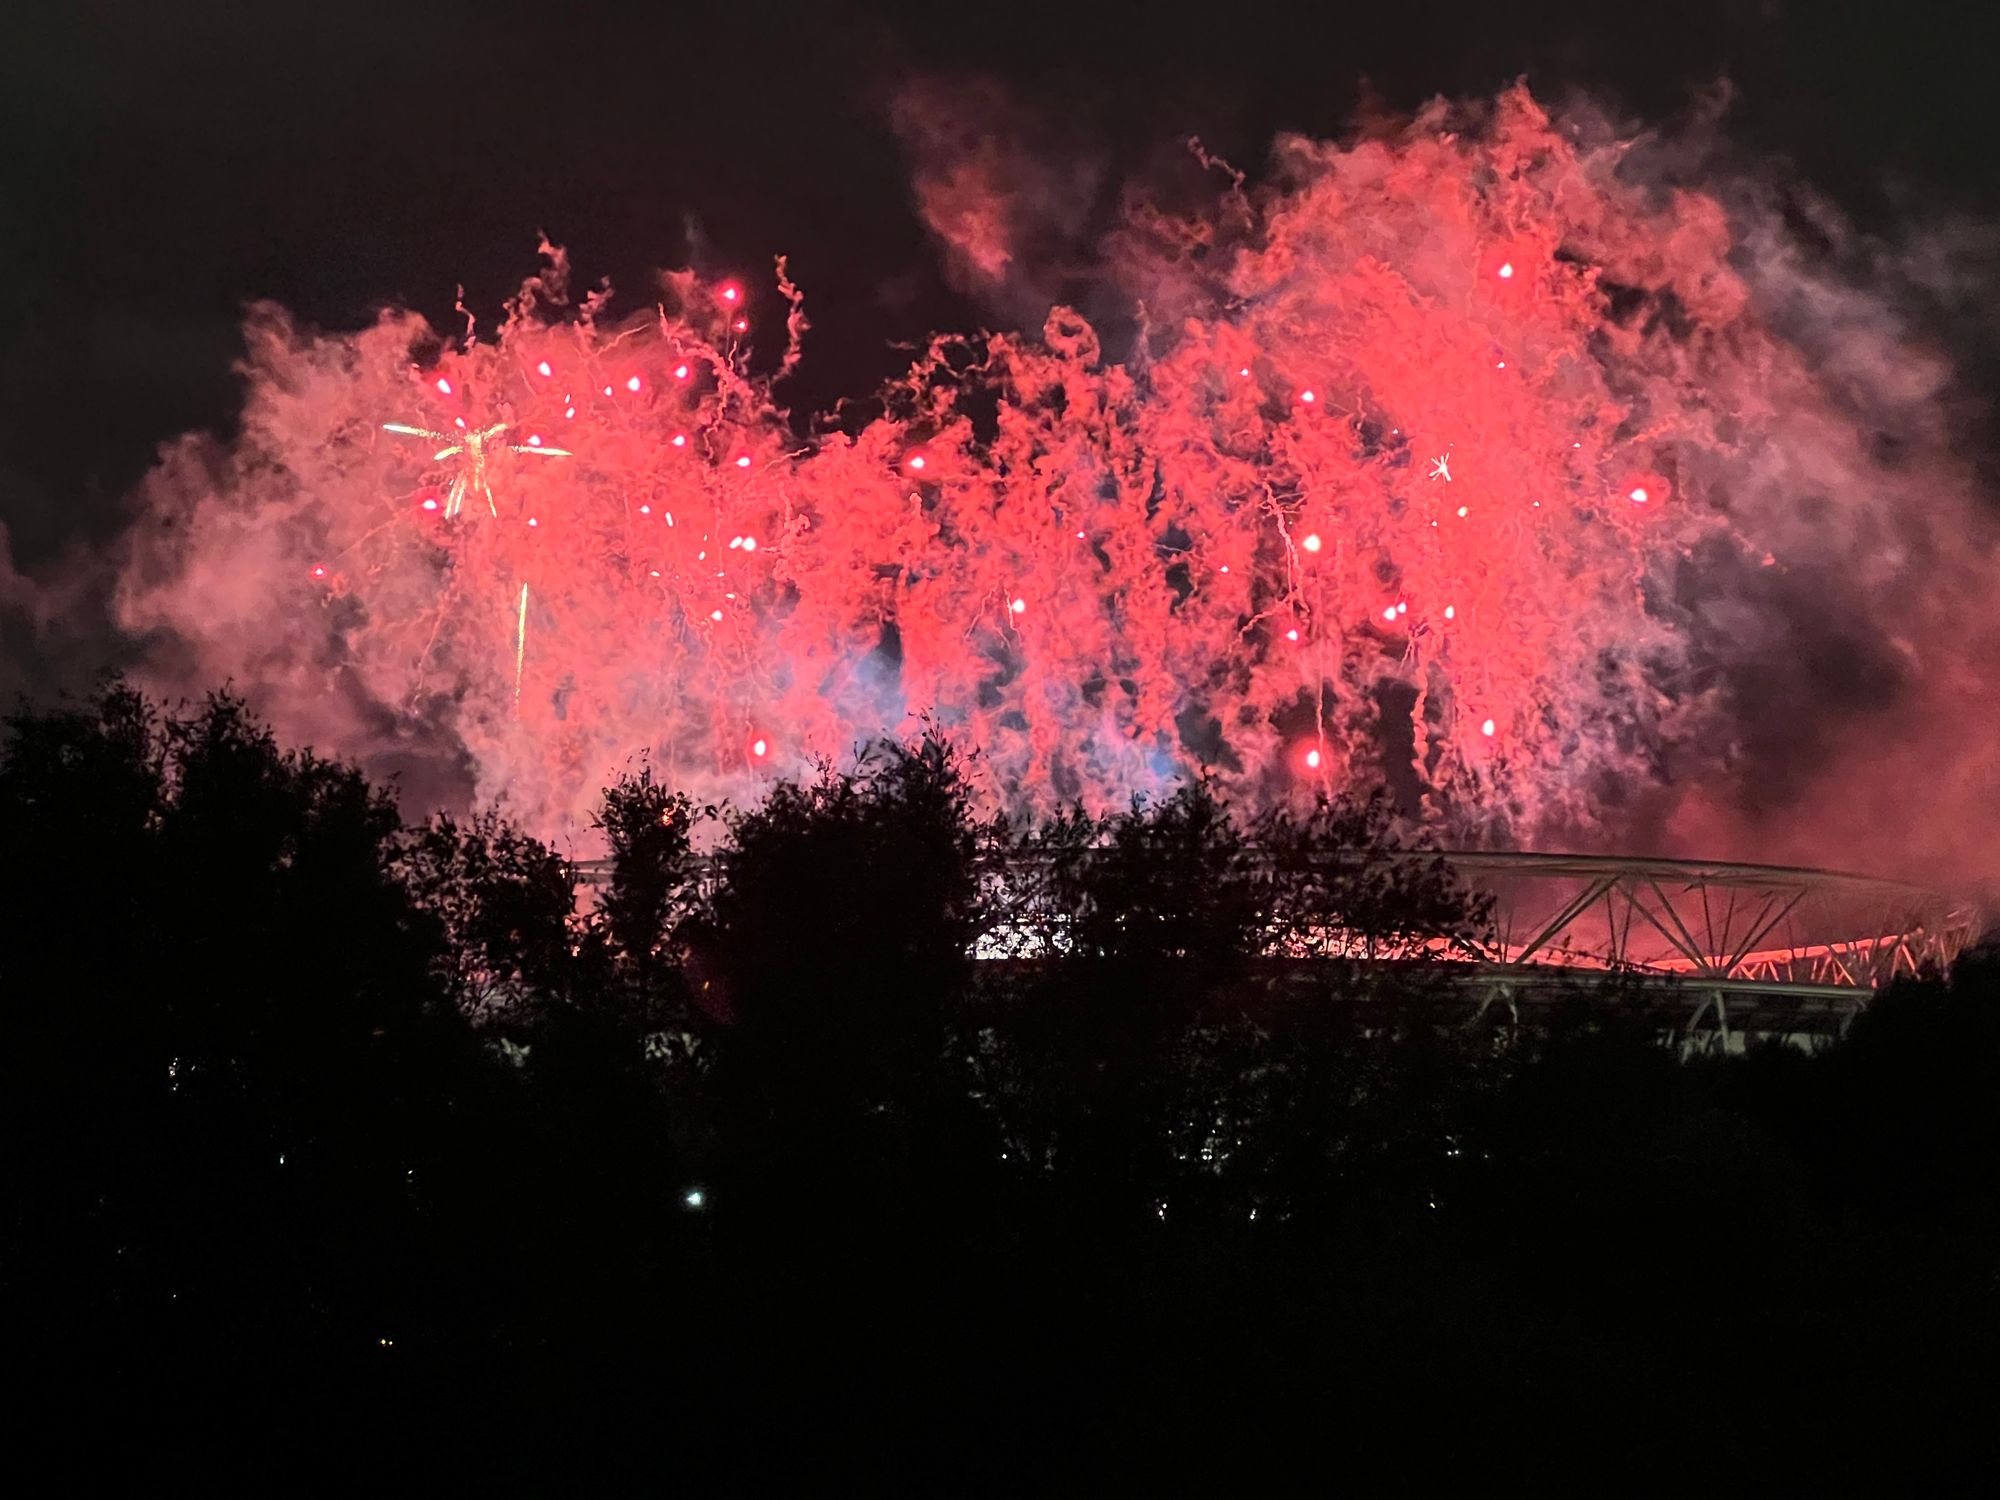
[113,89,2000,873]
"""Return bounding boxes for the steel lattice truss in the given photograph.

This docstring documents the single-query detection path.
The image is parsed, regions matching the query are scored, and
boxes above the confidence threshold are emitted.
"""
[1439,853,1978,987]
[574,850,1985,1041]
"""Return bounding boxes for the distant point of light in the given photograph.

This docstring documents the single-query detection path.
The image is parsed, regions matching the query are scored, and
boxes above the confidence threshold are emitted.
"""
[1218,564,1229,573]
[527,517,539,528]
[710,608,724,622]
[420,497,438,512]
[732,318,748,333]
[1456,505,1469,518]
[1382,606,1398,623]
[1497,261,1515,279]
[728,537,742,550]
[674,364,690,380]
[1305,748,1322,770]
[1396,601,1408,615]
[720,284,741,304]
[626,375,643,392]
[1238,367,1251,377]
[750,737,767,758]
[454,417,467,430]
[434,377,452,395]
[603,385,614,397]
[1444,605,1456,620]
[663,512,674,526]
[1285,628,1299,642]
[684,1187,707,1209]
[527,434,543,447]
[741,536,757,553]
[1010,597,1027,615]
[310,564,327,579]
[1481,718,1496,737]
[536,361,552,378]
[564,406,576,419]
[1629,486,1650,504]
[1495,361,1506,369]
[1298,389,1316,404]
[638,504,651,515]
[649,569,660,577]
[1302,532,1322,553]
[734,454,752,469]
[906,452,927,471]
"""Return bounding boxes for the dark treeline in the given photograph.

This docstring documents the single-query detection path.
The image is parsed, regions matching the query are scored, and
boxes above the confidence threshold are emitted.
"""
[4,690,1997,1488]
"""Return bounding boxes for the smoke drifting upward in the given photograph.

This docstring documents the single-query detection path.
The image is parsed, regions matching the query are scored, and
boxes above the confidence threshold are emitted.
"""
[111,87,1999,881]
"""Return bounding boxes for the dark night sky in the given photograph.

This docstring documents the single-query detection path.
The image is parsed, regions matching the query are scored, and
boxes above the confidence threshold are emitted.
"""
[3,0,1993,570]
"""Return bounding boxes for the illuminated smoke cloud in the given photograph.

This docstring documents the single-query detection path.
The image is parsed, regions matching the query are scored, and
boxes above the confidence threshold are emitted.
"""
[110,88,1999,881]
[888,76,1105,319]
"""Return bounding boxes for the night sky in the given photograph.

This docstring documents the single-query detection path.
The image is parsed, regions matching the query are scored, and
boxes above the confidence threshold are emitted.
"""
[3,0,1993,571]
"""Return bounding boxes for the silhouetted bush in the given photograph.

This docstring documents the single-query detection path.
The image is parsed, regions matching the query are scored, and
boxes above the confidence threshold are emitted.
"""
[4,685,1996,1488]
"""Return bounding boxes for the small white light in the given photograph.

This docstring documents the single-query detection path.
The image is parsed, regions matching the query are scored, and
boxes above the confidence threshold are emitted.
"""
[1302,533,1321,553]
[684,1187,706,1209]
[1481,718,1496,737]
[1010,597,1026,614]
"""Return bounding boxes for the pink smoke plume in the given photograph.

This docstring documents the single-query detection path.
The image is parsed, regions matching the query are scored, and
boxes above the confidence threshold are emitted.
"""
[111,88,1999,883]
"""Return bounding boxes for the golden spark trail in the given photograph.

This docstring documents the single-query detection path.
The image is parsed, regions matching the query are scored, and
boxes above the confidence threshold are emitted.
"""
[515,582,529,710]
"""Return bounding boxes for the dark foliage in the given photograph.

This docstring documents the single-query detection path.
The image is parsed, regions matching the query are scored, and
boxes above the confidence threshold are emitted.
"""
[3,687,1996,1489]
